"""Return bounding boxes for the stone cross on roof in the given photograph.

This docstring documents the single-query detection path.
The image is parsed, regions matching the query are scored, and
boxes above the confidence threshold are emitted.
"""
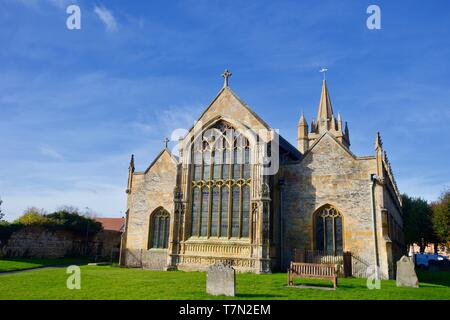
[164,137,169,149]
[222,69,232,87]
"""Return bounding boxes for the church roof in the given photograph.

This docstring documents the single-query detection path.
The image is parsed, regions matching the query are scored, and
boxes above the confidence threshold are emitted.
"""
[142,147,178,174]
[182,79,300,159]
[194,86,272,131]
[95,217,125,232]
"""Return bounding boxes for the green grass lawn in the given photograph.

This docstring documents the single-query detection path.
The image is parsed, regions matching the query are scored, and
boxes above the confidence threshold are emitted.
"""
[0,265,449,300]
[0,258,91,273]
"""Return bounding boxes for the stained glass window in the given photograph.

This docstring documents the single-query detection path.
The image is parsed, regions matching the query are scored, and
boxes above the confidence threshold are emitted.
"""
[191,188,200,236]
[243,147,250,179]
[149,208,170,249]
[211,187,219,237]
[315,205,343,255]
[231,186,240,238]
[241,185,250,238]
[220,187,229,237]
[213,150,221,179]
[190,121,252,239]
[200,188,209,236]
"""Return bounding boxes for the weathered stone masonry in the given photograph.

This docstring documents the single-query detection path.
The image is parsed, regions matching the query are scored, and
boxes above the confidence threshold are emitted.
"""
[120,75,404,279]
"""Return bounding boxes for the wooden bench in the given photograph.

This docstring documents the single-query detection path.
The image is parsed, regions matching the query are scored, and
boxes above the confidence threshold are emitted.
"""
[288,262,338,289]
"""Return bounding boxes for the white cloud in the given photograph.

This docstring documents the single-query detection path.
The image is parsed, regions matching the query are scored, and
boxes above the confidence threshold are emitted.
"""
[39,146,64,160]
[94,5,118,32]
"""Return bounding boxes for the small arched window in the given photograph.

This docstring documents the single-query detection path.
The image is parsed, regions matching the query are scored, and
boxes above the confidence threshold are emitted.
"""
[314,205,343,256]
[149,208,170,249]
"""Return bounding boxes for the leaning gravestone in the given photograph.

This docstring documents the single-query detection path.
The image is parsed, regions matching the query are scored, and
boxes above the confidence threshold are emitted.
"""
[206,263,236,296]
[396,255,419,288]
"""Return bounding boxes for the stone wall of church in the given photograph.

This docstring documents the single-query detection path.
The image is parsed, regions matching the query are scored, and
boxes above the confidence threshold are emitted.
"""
[282,133,379,272]
[380,180,405,278]
[124,150,177,268]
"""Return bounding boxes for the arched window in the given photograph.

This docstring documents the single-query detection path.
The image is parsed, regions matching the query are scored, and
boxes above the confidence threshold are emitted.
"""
[149,208,170,249]
[190,121,252,239]
[314,205,343,256]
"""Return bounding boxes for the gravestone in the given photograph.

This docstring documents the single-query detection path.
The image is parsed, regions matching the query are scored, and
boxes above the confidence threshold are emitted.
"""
[206,263,236,296]
[396,255,419,288]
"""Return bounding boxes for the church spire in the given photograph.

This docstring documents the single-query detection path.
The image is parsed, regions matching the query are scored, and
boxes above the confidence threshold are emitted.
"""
[316,80,334,122]
[307,79,351,148]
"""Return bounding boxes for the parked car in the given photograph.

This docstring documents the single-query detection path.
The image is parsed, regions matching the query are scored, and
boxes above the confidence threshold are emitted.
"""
[415,253,448,269]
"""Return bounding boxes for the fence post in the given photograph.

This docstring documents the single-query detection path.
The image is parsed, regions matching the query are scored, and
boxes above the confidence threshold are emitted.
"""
[343,251,352,277]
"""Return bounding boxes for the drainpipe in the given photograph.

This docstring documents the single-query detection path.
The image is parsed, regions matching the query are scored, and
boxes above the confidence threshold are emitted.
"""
[278,179,285,270]
[370,174,380,277]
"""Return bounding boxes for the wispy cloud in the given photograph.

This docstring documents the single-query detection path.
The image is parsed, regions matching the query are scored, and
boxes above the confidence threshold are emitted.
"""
[39,146,64,160]
[94,5,118,32]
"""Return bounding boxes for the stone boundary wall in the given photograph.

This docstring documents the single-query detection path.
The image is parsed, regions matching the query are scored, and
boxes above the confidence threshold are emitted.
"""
[0,226,121,259]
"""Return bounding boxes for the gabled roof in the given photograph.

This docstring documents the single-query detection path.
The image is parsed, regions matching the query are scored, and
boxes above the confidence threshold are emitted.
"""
[279,135,302,160]
[193,86,272,131]
[95,217,125,232]
[184,85,300,156]
[141,148,178,174]
[301,131,372,162]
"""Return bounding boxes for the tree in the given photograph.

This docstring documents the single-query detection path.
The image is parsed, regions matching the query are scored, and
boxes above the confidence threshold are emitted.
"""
[431,188,450,246]
[402,194,435,252]
[0,198,4,220]
[16,207,49,225]
[46,208,102,235]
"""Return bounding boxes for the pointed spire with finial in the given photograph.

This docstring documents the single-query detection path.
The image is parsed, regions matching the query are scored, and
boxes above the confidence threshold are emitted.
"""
[317,80,334,122]
[298,111,307,126]
[310,119,316,133]
[222,69,232,88]
[297,111,309,153]
[337,112,343,131]
[126,154,135,194]
[129,154,135,172]
[375,132,383,150]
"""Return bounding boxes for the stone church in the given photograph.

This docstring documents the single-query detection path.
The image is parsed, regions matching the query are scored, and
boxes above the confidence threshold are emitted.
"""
[120,71,404,279]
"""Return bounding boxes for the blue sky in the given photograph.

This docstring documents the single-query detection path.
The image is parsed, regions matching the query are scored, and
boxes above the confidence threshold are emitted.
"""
[1,0,449,220]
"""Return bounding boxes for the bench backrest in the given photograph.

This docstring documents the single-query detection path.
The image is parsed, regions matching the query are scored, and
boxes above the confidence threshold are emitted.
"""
[290,262,337,277]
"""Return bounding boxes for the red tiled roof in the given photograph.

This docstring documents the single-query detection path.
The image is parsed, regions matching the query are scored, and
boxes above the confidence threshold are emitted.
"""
[95,217,125,232]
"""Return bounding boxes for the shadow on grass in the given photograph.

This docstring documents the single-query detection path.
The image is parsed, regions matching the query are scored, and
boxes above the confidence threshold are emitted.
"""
[290,279,335,289]
[416,270,450,287]
[236,293,284,298]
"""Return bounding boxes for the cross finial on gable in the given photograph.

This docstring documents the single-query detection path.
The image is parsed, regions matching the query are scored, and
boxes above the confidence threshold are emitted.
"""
[164,137,169,149]
[222,69,232,87]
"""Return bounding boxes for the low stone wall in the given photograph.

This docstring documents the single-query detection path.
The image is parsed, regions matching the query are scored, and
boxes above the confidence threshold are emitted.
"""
[94,230,122,260]
[0,226,121,259]
[3,227,77,258]
[142,249,168,270]
[122,248,169,270]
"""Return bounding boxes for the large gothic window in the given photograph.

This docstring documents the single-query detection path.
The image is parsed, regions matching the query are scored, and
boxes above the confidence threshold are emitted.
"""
[315,205,343,255]
[190,121,251,239]
[149,208,170,249]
